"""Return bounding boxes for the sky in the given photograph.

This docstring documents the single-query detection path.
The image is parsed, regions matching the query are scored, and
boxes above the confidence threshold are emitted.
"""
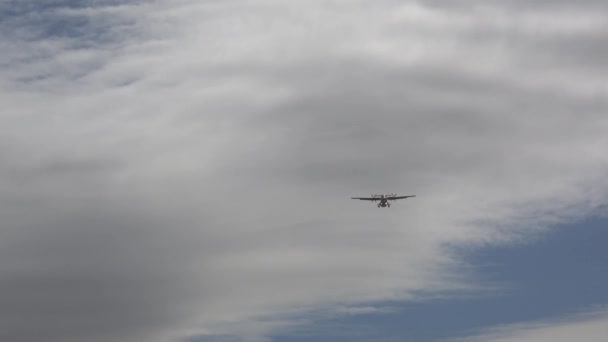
[1,1,607,341]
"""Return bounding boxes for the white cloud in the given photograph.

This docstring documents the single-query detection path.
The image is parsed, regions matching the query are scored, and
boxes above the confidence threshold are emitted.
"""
[1,1,607,341]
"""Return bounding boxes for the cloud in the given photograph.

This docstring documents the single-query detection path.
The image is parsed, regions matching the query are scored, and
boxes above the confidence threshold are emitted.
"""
[455,307,608,342]
[1,0,607,341]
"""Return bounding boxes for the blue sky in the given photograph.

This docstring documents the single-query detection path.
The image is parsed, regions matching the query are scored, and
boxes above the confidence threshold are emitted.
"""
[1,1,608,342]
[270,216,608,342]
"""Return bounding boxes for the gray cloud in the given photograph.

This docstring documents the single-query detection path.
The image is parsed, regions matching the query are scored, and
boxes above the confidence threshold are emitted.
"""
[425,0,608,10]
[1,0,607,341]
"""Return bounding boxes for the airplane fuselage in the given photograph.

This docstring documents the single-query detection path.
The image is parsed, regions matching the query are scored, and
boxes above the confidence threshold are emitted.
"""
[377,195,390,207]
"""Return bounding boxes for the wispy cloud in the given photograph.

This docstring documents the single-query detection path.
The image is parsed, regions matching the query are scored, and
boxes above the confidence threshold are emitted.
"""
[454,307,608,342]
[1,0,607,341]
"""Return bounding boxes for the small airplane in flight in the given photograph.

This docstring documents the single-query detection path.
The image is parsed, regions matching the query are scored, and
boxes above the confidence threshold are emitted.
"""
[351,194,416,208]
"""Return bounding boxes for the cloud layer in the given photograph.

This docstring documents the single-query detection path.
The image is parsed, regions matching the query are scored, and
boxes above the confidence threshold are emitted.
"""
[1,1,607,341]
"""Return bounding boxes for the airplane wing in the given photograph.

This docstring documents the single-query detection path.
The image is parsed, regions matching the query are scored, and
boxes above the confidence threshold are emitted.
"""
[351,197,379,201]
[388,195,416,200]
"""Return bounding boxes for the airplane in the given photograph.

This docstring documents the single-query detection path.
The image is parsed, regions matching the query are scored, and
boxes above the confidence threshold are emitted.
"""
[351,194,416,208]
